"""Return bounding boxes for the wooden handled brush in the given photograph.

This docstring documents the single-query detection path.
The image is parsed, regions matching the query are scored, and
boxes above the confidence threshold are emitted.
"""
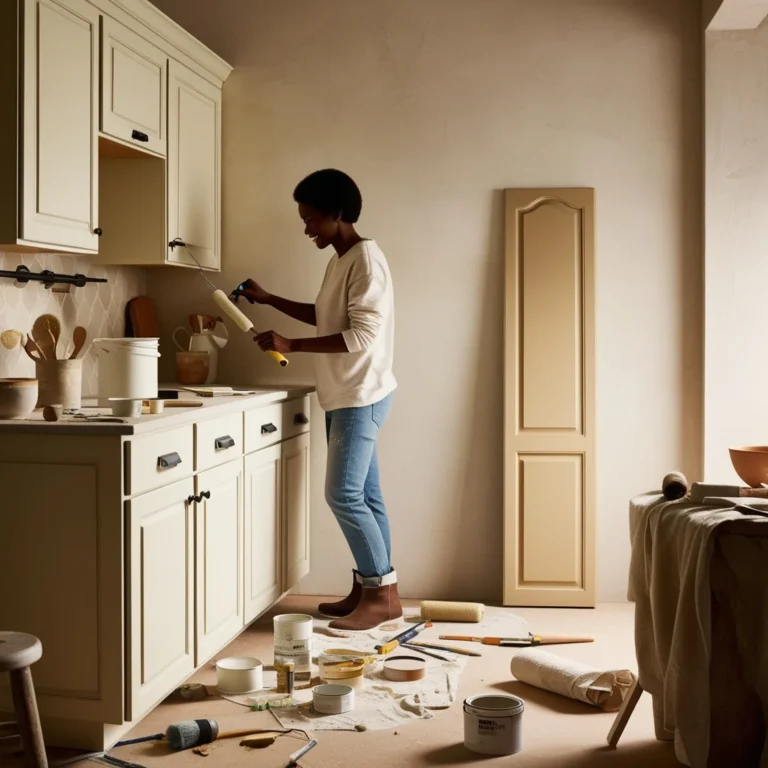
[439,634,593,647]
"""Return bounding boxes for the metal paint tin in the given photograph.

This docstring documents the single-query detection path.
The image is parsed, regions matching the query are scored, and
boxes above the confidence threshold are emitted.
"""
[215,656,264,694]
[463,694,524,756]
[312,683,355,715]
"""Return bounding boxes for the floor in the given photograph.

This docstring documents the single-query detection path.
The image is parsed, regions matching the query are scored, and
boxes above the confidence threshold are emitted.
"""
[23,597,679,768]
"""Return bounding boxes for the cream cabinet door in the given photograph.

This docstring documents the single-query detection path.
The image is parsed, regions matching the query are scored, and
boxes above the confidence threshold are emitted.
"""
[503,188,596,608]
[195,459,244,662]
[21,0,99,251]
[101,16,167,156]
[282,433,311,591]
[167,60,221,270]
[244,444,282,623]
[126,478,195,721]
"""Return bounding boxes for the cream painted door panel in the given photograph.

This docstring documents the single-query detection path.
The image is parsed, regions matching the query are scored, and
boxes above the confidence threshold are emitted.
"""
[503,188,595,608]
[126,478,195,721]
[167,60,221,270]
[195,460,244,663]
[101,16,167,156]
[282,433,310,591]
[22,0,99,251]
[244,444,282,623]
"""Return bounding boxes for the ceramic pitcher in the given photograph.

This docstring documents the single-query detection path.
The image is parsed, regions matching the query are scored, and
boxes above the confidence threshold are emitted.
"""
[173,325,228,384]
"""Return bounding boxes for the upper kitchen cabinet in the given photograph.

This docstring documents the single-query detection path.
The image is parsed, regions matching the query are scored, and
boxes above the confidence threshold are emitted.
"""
[166,61,222,271]
[101,16,167,156]
[0,0,231,262]
[0,0,100,253]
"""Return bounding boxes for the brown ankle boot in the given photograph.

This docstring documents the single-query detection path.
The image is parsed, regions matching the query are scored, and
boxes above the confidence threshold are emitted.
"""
[318,572,362,618]
[329,572,403,631]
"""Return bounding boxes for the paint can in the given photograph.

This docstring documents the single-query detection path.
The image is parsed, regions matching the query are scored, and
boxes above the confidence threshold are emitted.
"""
[312,684,355,714]
[318,649,374,689]
[273,614,313,681]
[215,656,264,694]
[463,694,524,756]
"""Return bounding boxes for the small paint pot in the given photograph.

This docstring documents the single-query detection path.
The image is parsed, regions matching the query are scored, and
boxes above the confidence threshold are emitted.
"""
[463,694,524,756]
[215,656,264,694]
[312,683,355,714]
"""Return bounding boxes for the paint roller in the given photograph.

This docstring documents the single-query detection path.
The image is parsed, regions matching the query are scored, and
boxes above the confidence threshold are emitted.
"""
[168,238,288,367]
[420,600,485,623]
[211,289,288,366]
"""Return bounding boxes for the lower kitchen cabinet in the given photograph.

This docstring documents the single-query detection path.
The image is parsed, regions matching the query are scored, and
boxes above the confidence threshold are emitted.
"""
[0,390,312,750]
[194,459,244,663]
[244,443,282,623]
[282,433,311,591]
[126,477,195,721]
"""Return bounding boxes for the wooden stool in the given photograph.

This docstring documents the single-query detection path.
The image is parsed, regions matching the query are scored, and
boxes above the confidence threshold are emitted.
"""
[0,632,47,768]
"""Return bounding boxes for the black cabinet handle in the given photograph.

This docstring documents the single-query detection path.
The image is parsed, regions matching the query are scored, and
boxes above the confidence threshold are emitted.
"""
[215,435,235,450]
[93,227,102,236]
[131,129,149,142]
[261,423,278,435]
[294,413,309,425]
[158,452,182,469]
[187,495,196,505]
[187,491,210,504]
[200,490,211,500]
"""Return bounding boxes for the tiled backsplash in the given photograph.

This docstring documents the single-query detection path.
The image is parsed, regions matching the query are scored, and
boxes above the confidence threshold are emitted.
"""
[0,253,145,395]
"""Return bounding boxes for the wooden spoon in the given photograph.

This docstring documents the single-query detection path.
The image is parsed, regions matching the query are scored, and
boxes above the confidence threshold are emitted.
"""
[70,326,87,359]
[24,336,44,361]
[0,330,23,351]
[32,314,60,360]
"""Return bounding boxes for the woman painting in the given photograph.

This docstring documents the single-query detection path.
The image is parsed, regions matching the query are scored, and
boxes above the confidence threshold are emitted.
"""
[242,169,400,631]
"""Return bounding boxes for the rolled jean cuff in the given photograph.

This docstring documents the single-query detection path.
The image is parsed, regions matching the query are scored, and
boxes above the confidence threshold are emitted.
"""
[360,569,397,588]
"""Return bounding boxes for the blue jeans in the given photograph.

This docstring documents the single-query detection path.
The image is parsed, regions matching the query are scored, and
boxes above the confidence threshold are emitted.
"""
[325,393,393,578]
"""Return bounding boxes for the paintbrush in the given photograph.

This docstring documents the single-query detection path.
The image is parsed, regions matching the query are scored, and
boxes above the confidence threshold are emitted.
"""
[439,633,593,647]
[406,640,482,657]
[375,620,432,655]
[401,643,452,662]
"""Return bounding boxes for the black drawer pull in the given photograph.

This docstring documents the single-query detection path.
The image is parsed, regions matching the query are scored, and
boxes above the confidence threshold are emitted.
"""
[215,435,235,450]
[187,495,195,505]
[294,413,309,426]
[200,490,211,500]
[261,423,278,435]
[158,452,182,469]
[131,129,149,142]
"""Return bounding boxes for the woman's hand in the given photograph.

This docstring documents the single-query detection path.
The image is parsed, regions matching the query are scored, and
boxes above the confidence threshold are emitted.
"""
[239,278,272,305]
[254,330,294,354]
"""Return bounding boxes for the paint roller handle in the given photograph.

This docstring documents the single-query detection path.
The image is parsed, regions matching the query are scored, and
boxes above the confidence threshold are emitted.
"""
[268,349,289,367]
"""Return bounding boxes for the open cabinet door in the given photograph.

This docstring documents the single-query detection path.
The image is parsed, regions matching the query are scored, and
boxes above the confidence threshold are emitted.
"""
[503,188,596,607]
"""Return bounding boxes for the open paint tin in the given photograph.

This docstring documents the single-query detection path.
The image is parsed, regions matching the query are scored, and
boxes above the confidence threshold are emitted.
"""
[463,694,524,756]
[215,656,264,694]
[312,683,355,714]
[318,649,376,688]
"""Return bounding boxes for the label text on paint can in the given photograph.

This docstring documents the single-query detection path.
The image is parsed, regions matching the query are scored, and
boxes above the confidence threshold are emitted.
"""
[479,718,508,734]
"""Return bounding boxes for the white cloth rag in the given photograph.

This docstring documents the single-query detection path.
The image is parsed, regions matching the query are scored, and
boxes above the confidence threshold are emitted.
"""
[510,649,635,711]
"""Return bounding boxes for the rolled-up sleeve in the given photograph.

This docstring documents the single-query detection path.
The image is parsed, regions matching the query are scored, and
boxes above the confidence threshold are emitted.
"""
[341,274,386,353]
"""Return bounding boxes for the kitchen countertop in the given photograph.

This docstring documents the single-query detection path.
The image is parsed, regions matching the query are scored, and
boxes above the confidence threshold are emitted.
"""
[0,385,315,437]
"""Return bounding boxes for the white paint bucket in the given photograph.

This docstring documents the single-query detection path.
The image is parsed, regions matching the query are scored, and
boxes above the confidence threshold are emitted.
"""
[94,337,160,404]
[273,614,313,675]
[312,684,355,714]
[215,656,264,694]
[463,694,524,756]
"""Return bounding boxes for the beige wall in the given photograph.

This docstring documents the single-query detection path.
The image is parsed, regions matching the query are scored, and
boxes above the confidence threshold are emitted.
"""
[704,25,768,481]
[148,0,703,602]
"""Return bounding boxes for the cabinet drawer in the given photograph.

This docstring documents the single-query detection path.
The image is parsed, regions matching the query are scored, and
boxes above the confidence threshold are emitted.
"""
[244,403,283,453]
[126,426,194,496]
[101,17,167,156]
[195,412,244,471]
[283,396,311,440]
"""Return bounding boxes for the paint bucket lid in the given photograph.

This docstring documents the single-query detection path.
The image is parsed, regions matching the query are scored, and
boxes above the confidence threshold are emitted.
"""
[464,694,524,717]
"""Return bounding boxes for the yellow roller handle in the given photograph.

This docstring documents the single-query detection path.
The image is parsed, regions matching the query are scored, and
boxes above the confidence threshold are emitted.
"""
[268,349,289,367]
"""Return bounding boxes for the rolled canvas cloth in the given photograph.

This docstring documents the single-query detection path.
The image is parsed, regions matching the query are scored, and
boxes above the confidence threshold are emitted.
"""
[510,649,635,712]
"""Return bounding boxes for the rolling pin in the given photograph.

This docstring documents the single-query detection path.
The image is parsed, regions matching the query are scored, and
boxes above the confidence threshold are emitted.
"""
[690,482,768,503]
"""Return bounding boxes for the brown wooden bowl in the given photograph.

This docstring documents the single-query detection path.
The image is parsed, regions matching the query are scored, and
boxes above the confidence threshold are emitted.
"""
[729,446,768,488]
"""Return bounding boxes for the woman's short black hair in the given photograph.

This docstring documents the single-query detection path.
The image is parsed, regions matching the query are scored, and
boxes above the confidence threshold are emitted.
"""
[293,169,362,223]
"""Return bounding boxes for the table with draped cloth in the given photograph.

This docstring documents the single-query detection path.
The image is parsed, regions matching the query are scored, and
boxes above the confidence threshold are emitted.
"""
[629,492,768,767]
